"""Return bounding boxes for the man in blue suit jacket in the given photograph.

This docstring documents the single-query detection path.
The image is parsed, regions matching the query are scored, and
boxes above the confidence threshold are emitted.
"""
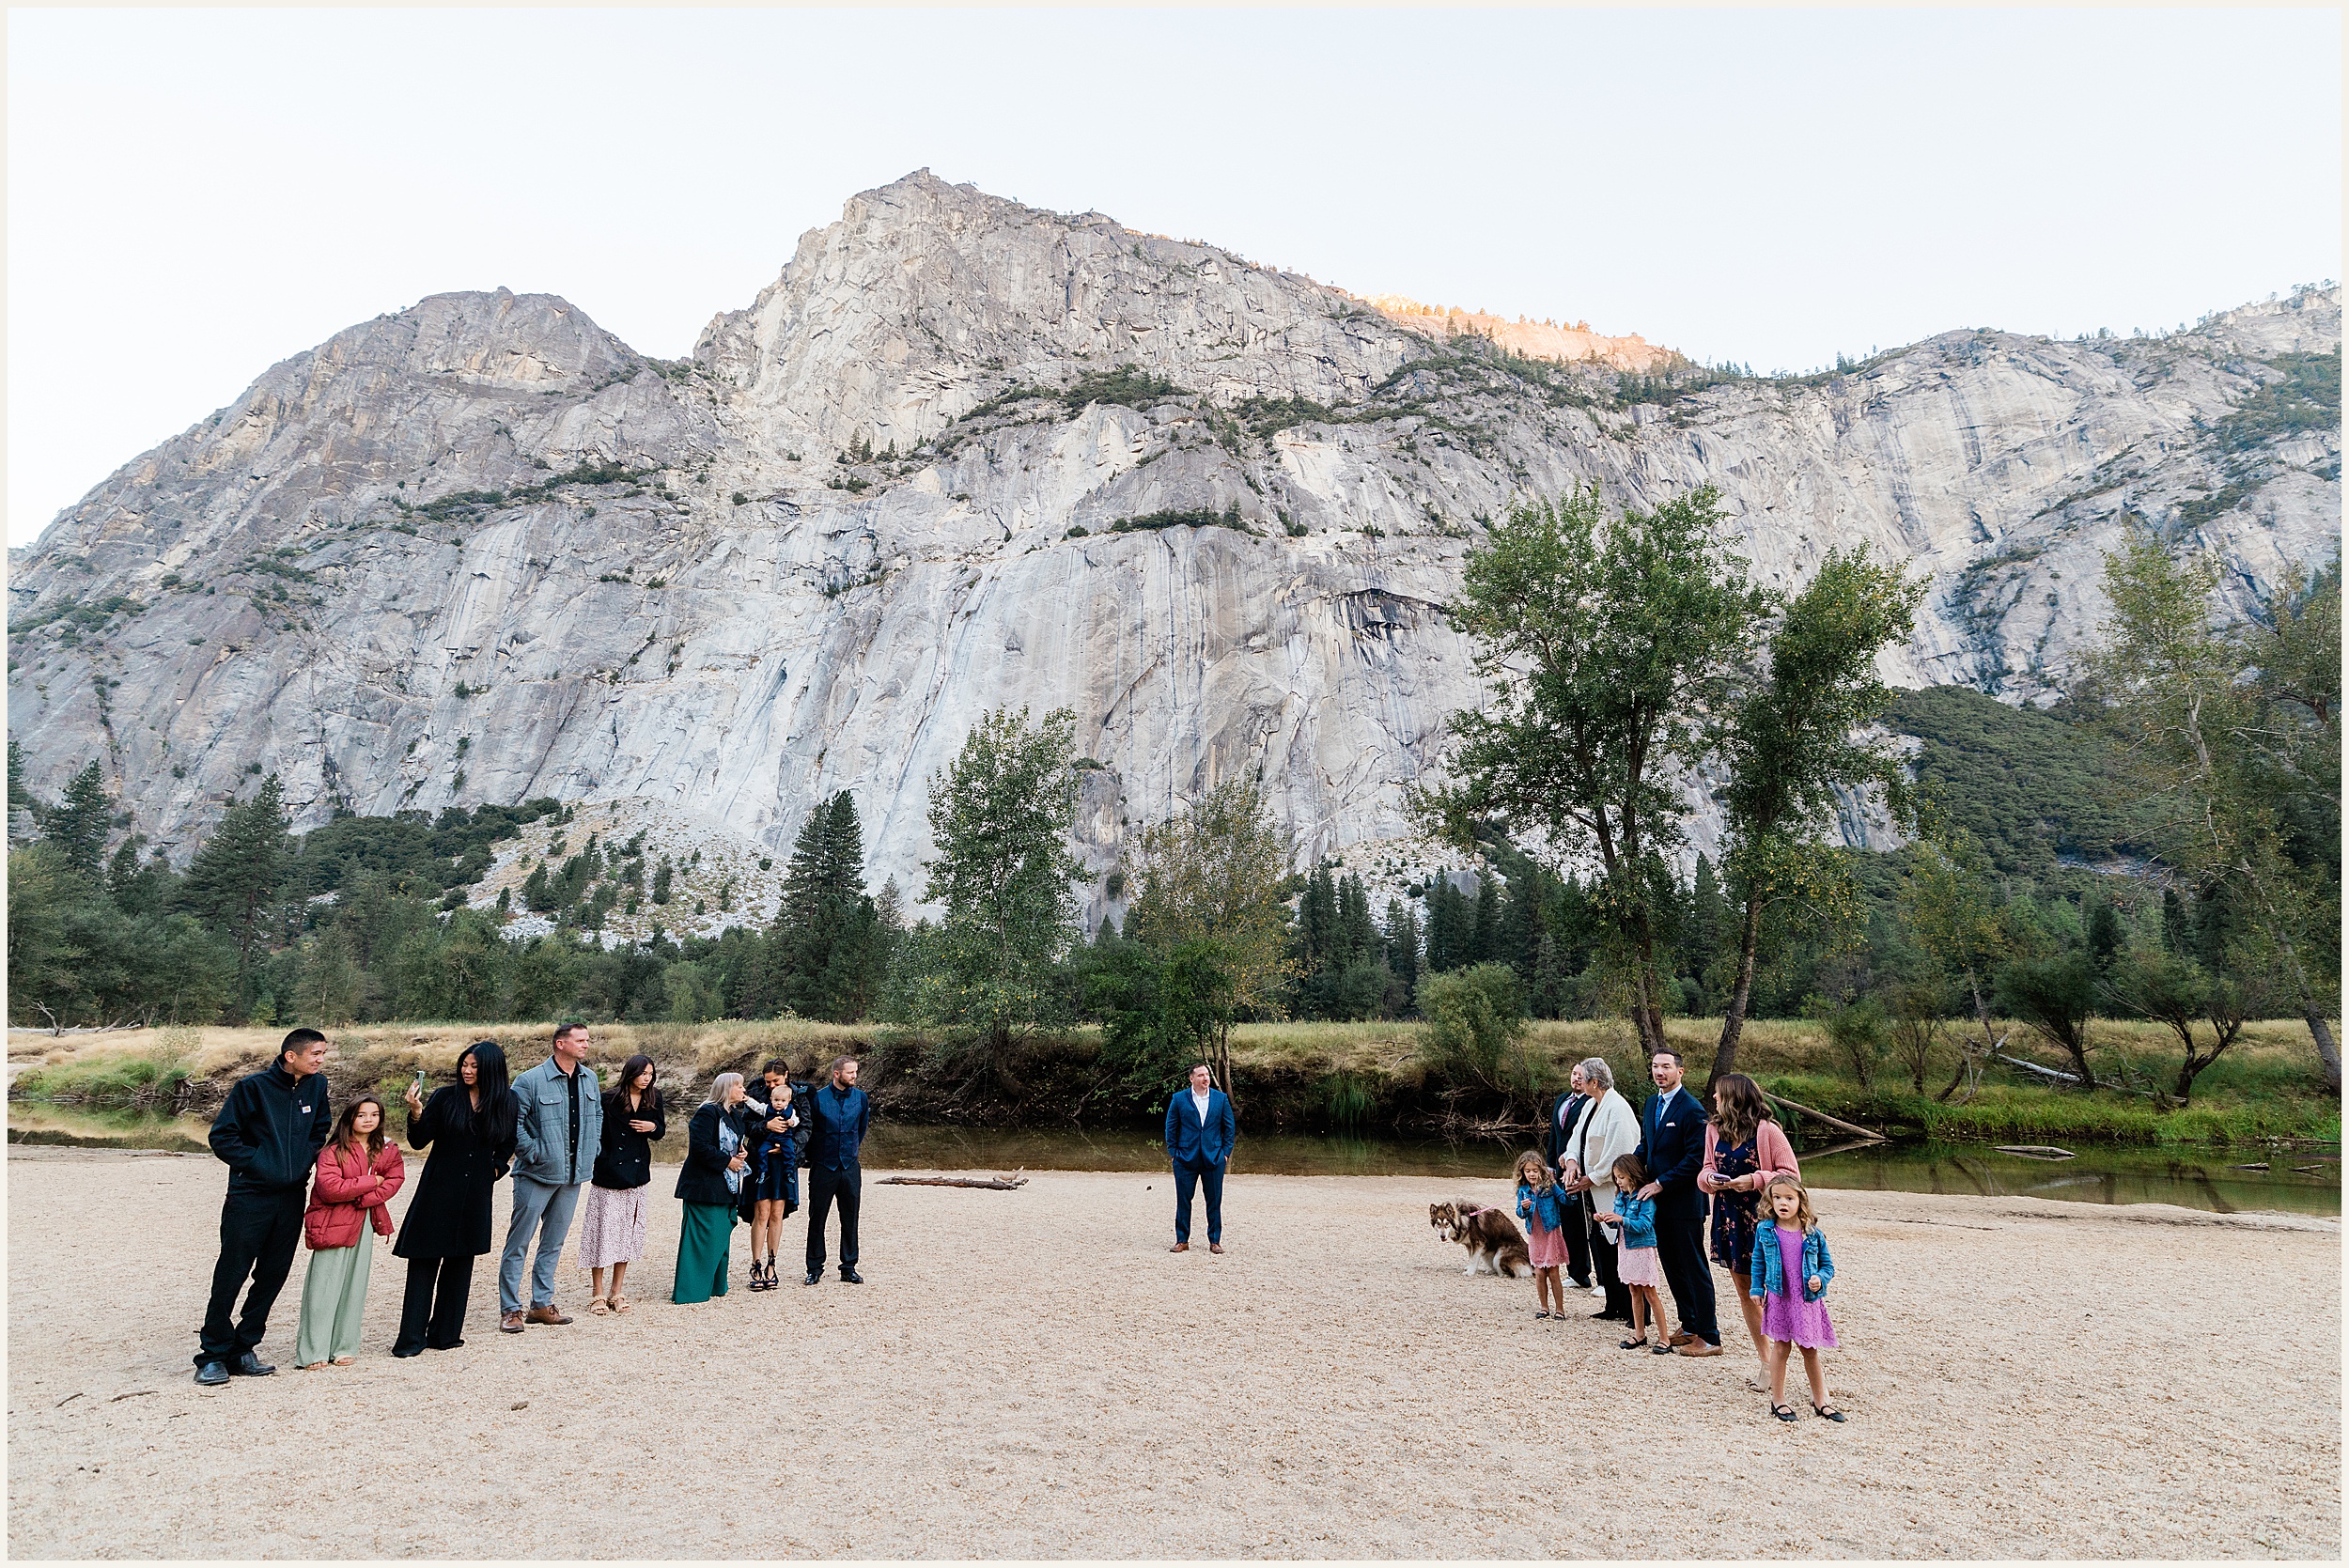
[1635,1047,1720,1354]
[1163,1063,1237,1252]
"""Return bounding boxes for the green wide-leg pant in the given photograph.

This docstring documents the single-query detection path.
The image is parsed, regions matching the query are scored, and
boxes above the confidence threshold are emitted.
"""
[672,1202,734,1304]
[294,1241,374,1365]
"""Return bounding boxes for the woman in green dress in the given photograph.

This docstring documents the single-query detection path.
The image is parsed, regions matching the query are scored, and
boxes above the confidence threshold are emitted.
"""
[672,1072,750,1304]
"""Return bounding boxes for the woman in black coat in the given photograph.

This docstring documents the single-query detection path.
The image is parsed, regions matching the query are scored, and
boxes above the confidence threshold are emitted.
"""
[672,1073,750,1305]
[391,1041,518,1356]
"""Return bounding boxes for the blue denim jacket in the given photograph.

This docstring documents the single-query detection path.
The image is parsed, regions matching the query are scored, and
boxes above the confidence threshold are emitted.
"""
[1610,1191,1658,1250]
[1748,1220,1835,1303]
[1516,1180,1575,1234]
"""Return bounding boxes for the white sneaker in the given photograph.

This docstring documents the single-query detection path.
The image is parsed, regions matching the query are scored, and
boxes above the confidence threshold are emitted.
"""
[1590,1284,1607,1299]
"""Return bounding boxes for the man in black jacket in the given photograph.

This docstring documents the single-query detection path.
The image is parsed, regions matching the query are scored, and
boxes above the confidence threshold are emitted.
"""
[801,1054,872,1286]
[1542,1067,1594,1291]
[194,1028,332,1386]
[1634,1046,1721,1357]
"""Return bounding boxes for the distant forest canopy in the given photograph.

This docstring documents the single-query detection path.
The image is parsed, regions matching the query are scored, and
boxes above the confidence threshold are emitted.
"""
[6,678,2237,1036]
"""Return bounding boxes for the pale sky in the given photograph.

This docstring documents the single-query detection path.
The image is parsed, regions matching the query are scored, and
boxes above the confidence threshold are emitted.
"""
[8,7,2341,546]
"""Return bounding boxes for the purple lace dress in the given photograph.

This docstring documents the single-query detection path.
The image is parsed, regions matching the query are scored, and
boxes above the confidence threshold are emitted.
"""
[1759,1225,1839,1349]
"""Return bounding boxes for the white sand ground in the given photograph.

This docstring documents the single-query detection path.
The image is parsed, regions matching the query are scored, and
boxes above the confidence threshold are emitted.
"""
[5,1146,2340,1559]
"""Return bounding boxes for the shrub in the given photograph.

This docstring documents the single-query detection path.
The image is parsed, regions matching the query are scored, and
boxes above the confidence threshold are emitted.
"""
[1417,963,1532,1109]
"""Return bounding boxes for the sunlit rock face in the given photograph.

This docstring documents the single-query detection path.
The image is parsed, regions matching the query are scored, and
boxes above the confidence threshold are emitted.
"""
[8,170,2339,915]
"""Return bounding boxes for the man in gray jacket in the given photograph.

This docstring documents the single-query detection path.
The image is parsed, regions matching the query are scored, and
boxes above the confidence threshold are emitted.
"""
[498,1022,602,1332]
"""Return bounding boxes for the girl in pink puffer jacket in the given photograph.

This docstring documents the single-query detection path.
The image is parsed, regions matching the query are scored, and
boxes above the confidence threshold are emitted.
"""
[295,1094,405,1368]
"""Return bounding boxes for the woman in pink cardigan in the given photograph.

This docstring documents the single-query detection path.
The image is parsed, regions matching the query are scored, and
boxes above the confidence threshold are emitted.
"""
[1697,1073,1799,1391]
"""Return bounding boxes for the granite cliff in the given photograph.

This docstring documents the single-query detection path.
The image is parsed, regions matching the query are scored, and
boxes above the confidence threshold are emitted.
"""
[8,171,2341,927]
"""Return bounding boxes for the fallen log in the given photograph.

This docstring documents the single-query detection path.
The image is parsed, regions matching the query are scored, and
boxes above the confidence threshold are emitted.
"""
[1990,1050,2158,1097]
[1758,1090,1886,1144]
[878,1172,1028,1190]
[1995,1145,2077,1160]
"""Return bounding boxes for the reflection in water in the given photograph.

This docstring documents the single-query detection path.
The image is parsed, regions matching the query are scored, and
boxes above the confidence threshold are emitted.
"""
[7,1103,2338,1216]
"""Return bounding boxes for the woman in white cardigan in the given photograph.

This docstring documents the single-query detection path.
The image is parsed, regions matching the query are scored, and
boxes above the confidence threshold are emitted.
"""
[1560,1056,1641,1323]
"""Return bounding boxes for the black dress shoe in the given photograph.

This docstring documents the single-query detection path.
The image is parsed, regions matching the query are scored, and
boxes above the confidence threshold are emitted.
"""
[839,1268,864,1284]
[1591,1309,1630,1322]
[803,1270,821,1286]
[227,1351,276,1377]
[392,1346,424,1359]
[193,1361,230,1387]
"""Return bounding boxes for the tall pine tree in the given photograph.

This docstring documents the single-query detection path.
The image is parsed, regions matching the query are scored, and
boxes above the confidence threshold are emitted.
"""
[44,760,112,877]
[177,774,292,1002]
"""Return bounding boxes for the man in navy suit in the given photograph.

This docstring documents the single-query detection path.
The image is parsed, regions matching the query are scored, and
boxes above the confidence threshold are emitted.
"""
[1635,1047,1721,1355]
[1163,1063,1237,1253]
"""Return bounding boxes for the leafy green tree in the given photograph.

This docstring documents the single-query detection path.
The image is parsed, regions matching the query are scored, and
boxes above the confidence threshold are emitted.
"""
[1997,944,2100,1088]
[1120,777,1296,1088]
[1709,546,1921,1085]
[662,960,723,1024]
[894,707,1086,1064]
[1897,829,2011,1101]
[392,908,507,1020]
[2088,533,2341,1092]
[177,774,292,1004]
[43,760,113,877]
[1418,484,1770,1057]
[292,925,364,1025]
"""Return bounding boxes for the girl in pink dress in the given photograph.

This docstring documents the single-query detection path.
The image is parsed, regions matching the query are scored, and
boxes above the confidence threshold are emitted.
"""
[1604,1153,1668,1352]
[1513,1151,1574,1321]
[1751,1175,1845,1423]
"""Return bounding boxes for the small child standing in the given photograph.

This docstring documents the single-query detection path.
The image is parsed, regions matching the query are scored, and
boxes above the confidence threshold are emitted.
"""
[1750,1174,1844,1423]
[1513,1150,1574,1321]
[1605,1153,1668,1353]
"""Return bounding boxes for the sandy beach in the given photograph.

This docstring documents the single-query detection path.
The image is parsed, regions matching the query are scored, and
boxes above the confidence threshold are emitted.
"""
[6,1144,2340,1559]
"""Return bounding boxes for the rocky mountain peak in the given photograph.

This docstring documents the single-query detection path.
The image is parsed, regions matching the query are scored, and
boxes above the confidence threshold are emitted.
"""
[692,170,1431,457]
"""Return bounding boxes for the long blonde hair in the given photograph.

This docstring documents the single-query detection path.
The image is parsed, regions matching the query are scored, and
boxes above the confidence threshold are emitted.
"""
[1762,1173,1817,1232]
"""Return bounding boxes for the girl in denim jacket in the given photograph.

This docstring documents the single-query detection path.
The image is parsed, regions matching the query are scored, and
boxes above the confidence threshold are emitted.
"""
[1601,1153,1667,1353]
[1750,1175,1843,1423]
[1513,1150,1575,1322]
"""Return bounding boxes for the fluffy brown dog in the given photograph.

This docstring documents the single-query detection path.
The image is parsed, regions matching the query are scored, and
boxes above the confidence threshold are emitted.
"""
[1428,1201,1534,1279]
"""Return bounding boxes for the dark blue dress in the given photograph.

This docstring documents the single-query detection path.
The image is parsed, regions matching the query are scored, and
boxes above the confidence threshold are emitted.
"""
[744,1089,800,1214]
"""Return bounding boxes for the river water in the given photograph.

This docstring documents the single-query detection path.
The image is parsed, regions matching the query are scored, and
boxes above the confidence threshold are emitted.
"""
[8,1102,2338,1216]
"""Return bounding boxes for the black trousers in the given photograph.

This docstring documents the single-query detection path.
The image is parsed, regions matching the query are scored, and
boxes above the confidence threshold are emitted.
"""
[805,1165,861,1274]
[1655,1200,1720,1344]
[195,1187,305,1366]
[1562,1200,1593,1286]
[394,1255,476,1353]
[1583,1196,1630,1318]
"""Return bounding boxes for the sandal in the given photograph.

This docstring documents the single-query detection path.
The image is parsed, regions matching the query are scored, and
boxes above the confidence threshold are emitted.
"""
[1534,1311,1550,1320]
[1651,1343,1677,1355]
[1772,1404,1798,1423]
[1744,1374,1771,1394]
[1618,1337,1649,1350]
[610,1294,630,1314]
[1811,1403,1846,1422]
[330,1357,354,1367]
[588,1296,610,1316]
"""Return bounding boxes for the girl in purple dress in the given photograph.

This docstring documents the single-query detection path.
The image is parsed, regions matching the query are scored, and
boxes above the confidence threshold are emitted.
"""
[1750,1175,1844,1424]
